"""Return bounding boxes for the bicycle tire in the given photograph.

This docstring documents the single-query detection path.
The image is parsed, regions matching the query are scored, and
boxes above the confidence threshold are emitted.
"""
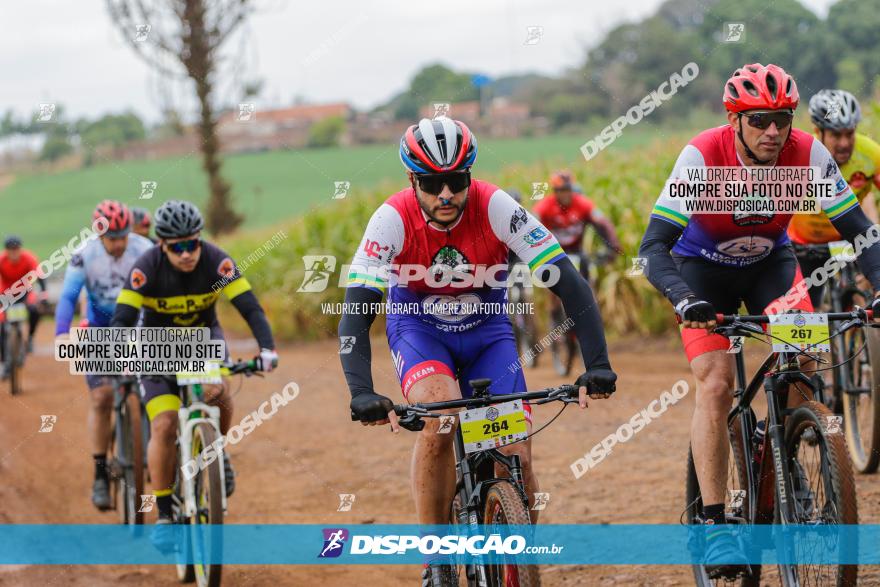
[482,481,540,587]
[549,307,569,377]
[843,325,880,473]
[782,401,858,586]
[685,414,761,586]
[190,423,223,587]
[122,389,145,525]
[514,317,537,370]
[8,324,22,395]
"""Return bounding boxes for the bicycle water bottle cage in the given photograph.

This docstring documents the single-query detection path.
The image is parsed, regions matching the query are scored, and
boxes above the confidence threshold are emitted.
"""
[469,378,492,398]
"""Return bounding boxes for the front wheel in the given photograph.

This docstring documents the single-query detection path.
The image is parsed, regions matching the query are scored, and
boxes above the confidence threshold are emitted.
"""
[119,388,145,525]
[189,423,224,587]
[782,401,858,586]
[482,482,540,587]
[8,324,23,395]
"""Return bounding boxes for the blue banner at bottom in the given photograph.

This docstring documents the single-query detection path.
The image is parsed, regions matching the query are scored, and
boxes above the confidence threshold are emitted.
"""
[0,524,877,565]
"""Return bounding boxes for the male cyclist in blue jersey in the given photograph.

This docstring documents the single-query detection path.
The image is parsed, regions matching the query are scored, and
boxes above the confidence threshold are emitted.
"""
[338,118,617,587]
[55,200,153,510]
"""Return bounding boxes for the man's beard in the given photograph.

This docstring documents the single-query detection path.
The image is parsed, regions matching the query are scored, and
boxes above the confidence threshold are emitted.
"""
[419,196,467,227]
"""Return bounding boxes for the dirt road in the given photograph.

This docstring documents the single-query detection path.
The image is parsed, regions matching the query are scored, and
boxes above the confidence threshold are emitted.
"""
[1,328,878,586]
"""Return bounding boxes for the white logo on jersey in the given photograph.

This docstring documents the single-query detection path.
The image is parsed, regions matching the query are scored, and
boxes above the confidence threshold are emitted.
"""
[421,293,482,323]
[715,236,774,258]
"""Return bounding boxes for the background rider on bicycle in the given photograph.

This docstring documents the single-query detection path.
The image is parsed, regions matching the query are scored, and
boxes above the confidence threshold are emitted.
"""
[788,89,880,307]
[111,199,278,551]
[54,200,153,511]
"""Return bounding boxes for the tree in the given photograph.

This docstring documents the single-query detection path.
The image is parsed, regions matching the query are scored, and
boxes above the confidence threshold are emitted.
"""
[39,131,74,162]
[79,112,146,163]
[386,64,481,120]
[835,58,867,95]
[106,0,254,235]
[827,0,880,96]
[307,116,346,148]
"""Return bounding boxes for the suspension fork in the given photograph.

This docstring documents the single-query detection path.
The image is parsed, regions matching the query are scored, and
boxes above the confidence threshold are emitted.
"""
[764,370,797,524]
[453,429,478,526]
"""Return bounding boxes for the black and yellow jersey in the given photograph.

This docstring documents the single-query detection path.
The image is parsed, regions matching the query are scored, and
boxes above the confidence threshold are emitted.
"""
[112,240,274,349]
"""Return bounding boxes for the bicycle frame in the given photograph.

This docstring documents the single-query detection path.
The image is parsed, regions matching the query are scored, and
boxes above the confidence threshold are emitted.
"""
[177,383,227,517]
[719,310,870,526]
[112,376,146,476]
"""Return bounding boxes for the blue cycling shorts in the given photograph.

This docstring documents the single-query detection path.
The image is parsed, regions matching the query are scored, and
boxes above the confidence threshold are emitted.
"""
[386,315,530,421]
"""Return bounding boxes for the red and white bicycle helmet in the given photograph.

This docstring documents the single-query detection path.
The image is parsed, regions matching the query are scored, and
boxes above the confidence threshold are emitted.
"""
[723,63,799,112]
[399,118,477,174]
[93,200,132,237]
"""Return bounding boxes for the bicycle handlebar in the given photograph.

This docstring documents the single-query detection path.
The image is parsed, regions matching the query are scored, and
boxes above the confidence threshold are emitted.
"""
[222,358,263,376]
[386,384,580,432]
[713,308,873,326]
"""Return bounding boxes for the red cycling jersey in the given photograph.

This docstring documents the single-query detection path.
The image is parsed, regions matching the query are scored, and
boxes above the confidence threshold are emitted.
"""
[532,193,599,252]
[0,249,40,291]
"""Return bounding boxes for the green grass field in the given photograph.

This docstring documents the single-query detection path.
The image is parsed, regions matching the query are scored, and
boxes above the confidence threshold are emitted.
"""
[3,126,674,258]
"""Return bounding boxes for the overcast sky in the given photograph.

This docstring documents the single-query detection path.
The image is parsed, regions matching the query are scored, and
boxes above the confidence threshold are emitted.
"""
[1,0,836,123]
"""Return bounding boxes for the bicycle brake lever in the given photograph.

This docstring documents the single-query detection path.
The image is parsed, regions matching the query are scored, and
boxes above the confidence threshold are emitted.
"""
[398,413,425,432]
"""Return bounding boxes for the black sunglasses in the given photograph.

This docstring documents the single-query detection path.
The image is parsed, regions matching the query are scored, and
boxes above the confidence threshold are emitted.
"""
[743,110,793,130]
[166,237,201,255]
[416,171,471,196]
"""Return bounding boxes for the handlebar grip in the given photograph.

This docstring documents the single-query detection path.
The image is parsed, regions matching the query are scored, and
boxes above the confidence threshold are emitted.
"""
[715,313,725,324]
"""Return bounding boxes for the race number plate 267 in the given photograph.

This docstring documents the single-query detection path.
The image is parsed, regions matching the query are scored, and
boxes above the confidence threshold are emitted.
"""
[768,313,830,353]
[459,400,528,455]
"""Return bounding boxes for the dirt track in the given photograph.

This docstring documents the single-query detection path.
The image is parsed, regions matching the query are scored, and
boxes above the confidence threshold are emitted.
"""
[2,326,879,586]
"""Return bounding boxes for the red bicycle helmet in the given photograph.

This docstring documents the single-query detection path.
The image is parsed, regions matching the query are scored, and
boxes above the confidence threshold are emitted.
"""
[723,63,799,113]
[93,200,132,237]
[550,170,574,190]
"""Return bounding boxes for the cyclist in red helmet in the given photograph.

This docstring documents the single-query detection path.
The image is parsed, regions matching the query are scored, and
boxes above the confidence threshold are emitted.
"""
[535,169,621,279]
[131,207,156,243]
[0,235,47,360]
[55,200,153,510]
[639,63,880,579]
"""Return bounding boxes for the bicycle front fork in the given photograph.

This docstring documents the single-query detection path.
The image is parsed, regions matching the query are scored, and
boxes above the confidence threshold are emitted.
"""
[763,371,805,524]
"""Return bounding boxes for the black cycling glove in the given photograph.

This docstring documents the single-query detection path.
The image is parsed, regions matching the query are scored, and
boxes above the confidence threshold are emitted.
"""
[675,296,716,324]
[575,368,617,396]
[350,391,394,423]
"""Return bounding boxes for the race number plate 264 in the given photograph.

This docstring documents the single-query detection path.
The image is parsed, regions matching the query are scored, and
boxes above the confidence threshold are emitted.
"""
[459,400,528,455]
[768,313,830,353]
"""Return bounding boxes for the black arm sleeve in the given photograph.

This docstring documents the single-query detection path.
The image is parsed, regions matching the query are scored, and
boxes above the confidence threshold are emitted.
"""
[110,304,139,328]
[338,287,382,398]
[638,217,694,305]
[830,208,880,291]
[230,290,275,350]
[37,277,47,292]
[547,256,612,371]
